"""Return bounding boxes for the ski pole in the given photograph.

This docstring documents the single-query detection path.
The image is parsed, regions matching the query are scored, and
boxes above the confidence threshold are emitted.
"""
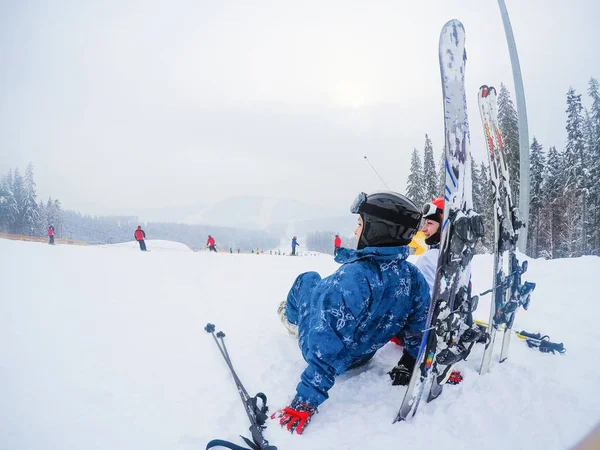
[474,321,565,354]
[479,260,528,297]
[515,330,566,354]
[216,329,251,399]
[215,331,271,425]
[205,324,252,401]
[204,323,276,450]
[205,325,245,388]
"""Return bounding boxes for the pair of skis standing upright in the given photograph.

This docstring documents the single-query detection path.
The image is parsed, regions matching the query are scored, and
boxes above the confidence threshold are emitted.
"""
[394,19,536,422]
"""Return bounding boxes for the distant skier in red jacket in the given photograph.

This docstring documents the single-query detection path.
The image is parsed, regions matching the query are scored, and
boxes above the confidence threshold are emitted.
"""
[206,235,217,252]
[333,234,342,256]
[134,226,147,251]
[48,225,56,245]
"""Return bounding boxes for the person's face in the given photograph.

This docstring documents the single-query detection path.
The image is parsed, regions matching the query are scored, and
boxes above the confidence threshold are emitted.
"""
[354,216,364,247]
[422,219,440,239]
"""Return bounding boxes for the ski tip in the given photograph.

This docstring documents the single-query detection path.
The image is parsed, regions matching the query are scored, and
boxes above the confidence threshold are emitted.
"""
[440,19,465,38]
[479,85,497,97]
[441,19,465,40]
[439,19,466,58]
[442,18,464,30]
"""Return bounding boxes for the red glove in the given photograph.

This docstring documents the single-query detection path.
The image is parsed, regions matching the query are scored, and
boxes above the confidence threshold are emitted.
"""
[390,336,403,346]
[271,400,317,435]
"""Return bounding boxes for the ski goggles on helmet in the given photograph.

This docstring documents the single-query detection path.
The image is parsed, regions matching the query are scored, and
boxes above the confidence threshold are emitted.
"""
[422,202,439,218]
[350,192,368,214]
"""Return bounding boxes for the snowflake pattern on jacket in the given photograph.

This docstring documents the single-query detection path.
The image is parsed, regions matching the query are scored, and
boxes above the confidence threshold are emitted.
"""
[286,245,430,408]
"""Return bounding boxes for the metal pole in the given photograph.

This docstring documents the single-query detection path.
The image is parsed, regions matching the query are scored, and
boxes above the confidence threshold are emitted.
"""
[497,0,530,253]
[363,155,391,190]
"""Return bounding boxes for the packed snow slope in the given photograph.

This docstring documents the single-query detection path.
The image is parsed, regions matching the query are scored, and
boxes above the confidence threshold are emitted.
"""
[1,238,599,450]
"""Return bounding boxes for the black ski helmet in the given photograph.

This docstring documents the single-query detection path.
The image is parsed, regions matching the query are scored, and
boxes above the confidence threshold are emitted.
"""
[351,191,422,249]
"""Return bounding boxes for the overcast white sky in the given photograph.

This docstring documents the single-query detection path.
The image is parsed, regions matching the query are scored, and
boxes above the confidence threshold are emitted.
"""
[1,0,598,216]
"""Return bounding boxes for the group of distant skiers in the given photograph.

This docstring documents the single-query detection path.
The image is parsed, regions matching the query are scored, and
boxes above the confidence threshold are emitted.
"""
[132,227,345,256]
[46,223,220,252]
[132,226,218,253]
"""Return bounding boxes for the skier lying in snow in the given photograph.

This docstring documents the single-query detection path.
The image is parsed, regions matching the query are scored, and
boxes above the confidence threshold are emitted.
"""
[273,191,430,434]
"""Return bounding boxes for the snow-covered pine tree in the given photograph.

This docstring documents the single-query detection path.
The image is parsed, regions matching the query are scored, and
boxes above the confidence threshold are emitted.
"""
[437,150,446,197]
[0,175,10,233]
[22,163,40,236]
[471,156,487,253]
[528,137,546,258]
[587,78,600,255]
[564,87,586,256]
[11,168,25,234]
[498,83,520,205]
[46,197,55,232]
[477,160,494,252]
[544,146,567,258]
[582,108,597,254]
[52,199,63,237]
[2,170,18,233]
[38,200,47,236]
[422,134,438,201]
[406,148,425,206]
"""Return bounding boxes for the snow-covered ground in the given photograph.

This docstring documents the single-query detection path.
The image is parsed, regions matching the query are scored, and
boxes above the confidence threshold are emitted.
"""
[1,238,598,450]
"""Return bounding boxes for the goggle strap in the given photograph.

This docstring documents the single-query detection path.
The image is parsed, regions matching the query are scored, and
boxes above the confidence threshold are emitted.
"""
[360,202,421,228]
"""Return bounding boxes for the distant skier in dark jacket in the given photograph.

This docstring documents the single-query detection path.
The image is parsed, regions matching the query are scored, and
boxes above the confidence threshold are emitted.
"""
[273,191,429,435]
[291,236,299,256]
[134,226,147,251]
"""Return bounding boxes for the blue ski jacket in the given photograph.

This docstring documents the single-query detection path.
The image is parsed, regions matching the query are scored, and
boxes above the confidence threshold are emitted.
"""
[287,246,430,408]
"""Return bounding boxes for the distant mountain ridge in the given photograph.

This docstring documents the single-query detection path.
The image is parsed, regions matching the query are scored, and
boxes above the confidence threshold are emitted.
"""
[181,196,355,237]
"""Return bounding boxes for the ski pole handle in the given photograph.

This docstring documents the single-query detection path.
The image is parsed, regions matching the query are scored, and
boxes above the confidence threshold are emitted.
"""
[539,339,566,354]
[517,330,566,354]
[517,330,545,341]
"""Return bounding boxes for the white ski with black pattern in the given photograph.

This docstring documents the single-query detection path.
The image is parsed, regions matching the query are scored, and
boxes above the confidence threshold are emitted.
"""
[394,19,483,422]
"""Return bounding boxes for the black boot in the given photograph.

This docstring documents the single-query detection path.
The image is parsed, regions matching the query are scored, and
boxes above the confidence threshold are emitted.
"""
[436,343,468,366]
[388,352,416,386]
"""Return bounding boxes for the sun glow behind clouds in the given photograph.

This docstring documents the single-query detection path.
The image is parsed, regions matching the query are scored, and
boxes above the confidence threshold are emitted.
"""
[330,79,374,108]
